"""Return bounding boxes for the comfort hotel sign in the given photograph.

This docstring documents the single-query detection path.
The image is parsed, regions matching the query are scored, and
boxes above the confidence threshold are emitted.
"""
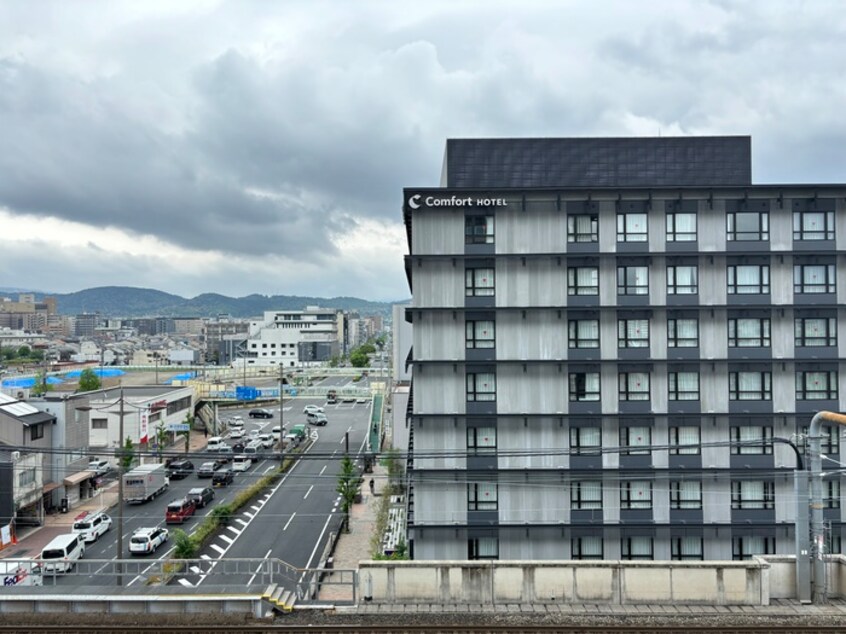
[407,194,509,209]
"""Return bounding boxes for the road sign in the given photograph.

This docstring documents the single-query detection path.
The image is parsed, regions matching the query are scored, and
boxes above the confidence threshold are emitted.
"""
[166,423,190,432]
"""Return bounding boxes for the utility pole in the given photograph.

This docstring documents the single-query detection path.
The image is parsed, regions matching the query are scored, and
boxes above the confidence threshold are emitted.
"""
[278,365,285,464]
[116,387,125,586]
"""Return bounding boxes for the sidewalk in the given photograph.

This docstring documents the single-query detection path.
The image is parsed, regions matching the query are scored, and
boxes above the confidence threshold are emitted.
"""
[2,430,209,560]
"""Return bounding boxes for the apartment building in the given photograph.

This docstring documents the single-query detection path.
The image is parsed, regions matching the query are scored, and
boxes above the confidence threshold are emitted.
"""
[403,136,846,561]
[240,308,344,368]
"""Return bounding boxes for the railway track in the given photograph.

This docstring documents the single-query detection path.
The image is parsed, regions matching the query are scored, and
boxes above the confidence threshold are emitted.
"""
[0,626,843,634]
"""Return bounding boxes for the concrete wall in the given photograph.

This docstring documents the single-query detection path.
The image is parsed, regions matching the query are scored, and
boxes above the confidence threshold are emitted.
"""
[359,560,770,605]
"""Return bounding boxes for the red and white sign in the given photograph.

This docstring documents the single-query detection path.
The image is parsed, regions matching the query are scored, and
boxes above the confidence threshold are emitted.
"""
[139,411,149,444]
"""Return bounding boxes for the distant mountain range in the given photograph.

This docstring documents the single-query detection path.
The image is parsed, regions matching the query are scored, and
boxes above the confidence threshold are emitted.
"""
[0,286,403,318]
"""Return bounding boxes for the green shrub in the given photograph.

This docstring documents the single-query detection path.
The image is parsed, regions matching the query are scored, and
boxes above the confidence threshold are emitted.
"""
[171,529,198,559]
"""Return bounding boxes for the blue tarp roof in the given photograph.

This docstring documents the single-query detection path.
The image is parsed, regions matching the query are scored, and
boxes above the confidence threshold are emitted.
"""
[1,377,63,388]
[167,372,196,383]
[63,368,126,379]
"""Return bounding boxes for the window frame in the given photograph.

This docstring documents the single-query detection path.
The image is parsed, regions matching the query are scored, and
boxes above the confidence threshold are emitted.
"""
[732,536,775,560]
[727,210,769,241]
[670,480,703,510]
[621,537,654,560]
[468,537,499,560]
[618,372,650,401]
[793,264,836,294]
[466,426,497,455]
[617,266,649,296]
[667,318,699,348]
[728,317,771,348]
[571,536,603,560]
[669,426,701,455]
[465,268,495,297]
[465,215,495,245]
[794,317,837,347]
[569,426,602,456]
[620,481,653,510]
[569,372,601,402]
[466,372,496,402]
[729,371,772,401]
[567,214,598,243]
[570,481,602,510]
[568,319,600,349]
[793,210,835,241]
[727,264,770,294]
[619,426,651,456]
[730,426,774,455]
[668,371,700,401]
[672,537,704,560]
[731,480,775,510]
[30,424,44,441]
[667,265,698,295]
[465,320,495,349]
[617,212,648,242]
[467,482,498,511]
[617,318,649,349]
[567,267,599,296]
[666,211,697,242]
[795,371,839,400]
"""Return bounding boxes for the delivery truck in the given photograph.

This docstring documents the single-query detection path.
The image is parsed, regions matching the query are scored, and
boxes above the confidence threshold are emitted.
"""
[0,559,42,586]
[123,463,169,503]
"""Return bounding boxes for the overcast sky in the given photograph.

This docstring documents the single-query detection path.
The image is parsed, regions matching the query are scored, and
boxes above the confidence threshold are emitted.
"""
[1,0,844,301]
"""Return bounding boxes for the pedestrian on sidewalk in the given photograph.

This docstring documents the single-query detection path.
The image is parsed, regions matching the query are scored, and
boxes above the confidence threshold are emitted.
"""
[203,427,208,438]
[369,478,375,495]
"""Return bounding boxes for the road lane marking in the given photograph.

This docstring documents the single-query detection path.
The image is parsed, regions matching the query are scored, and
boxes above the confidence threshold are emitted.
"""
[250,505,261,512]
[178,578,194,587]
[201,554,212,560]
[319,465,327,476]
[247,549,273,586]
[219,535,234,544]
[226,526,240,535]
[303,485,314,500]
[236,519,248,526]
[263,465,274,474]
[301,513,334,579]
[243,512,254,518]
[210,544,225,555]
[283,512,296,531]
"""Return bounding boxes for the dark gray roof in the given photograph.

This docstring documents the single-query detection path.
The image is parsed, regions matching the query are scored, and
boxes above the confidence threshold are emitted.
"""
[443,136,752,189]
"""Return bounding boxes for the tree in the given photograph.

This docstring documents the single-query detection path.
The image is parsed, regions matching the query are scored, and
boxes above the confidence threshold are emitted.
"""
[336,456,359,533]
[171,529,197,559]
[120,436,135,470]
[154,423,168,461]
[17,345,30,358]
[77,368,101,392]
[31,371,51,397]
[359,343,376,355]
[30,348,44,361]
[349,350,368,368]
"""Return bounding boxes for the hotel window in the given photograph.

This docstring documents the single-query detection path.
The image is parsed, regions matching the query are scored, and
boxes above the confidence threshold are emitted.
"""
[730,426,774,454]
[731,481,775,510]
[666,211,697,242]
[794,264,836,294]
[728,318,771,347]
[466,320,495,349]
[733,536,775,560]
[571,537,603,560]
[568,319,599,348]
[568,267,599,295]
[617,212,648,242]
[567,214,598,243]
[669,426,700,455]
[465,268,495,297]
[796,371,838,400]
[667,265,698,294]
[670,481,702,510]
[468,537,498,560]
[619,372,650,401]
[466,373,496,402]
[620,426,651,455]
[465,215,494,244]
[621,481,652,509]
[570,426,601,455]
[824,480,841,509]
[795,317,837,347]
[799,426,839,456]
[569,372,601,401]
[672,537,704,560]
[793,210,834,240]
[729,371,772,400]
[668,372,699,401]
[617,266,649,295]
[727,265,770,294]
[570,481,602,510]
[727,210,769,241]
[621,537,653,560]
[468,482,498,511]
[618,319,649,348]
[667,318,699,348]
[467,427,496,455]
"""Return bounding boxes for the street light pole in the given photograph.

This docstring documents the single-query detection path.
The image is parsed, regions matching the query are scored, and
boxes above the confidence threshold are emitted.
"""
[116,387,125,586]
[278,365,285,465]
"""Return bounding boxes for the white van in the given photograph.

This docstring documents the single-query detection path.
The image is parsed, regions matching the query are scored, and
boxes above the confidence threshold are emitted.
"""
[243,440,262,457]
[232,455,252,472]
[40,533,85,573]
[207,437,224,451]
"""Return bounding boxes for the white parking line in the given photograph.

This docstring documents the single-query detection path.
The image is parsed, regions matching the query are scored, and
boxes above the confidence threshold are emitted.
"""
[226,526,240,535]
[283,512,296,531]
[178,578,194,588]
[243,512,254,519]
[319,465,327,476]
[236,518,248,526]
[210,543,226,554]
[303,485,314,500]
[219,534,234,544]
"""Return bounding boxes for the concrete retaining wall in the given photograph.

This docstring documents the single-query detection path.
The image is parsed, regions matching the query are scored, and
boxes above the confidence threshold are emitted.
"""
[359,560,770,605]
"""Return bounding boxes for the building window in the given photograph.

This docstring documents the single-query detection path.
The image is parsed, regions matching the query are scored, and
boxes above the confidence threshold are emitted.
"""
[824,480,841,509]
[18,467,36,487]
[620,426,651,455]
[621,481,652,509]
[672,537,704,560]
[730,426,774,454]
[568,320,599,349]
[468,537,498,560]
[667,318,699,348]
[465,215,494,244]
[731,481,775,510]
[727,211,769,241]
[795,317,837,347]
[793,210,834,241]
[570,481,602,510]
[91,418,108,430]
[466,320,495,349]
[794,264,836,294]
[167,396,192,416]
[617,213,648,242]
[666,211,697,242]
[466,373,496,402]
[621,537,653,560]
[465,268,495,297]
[727,265,770,294]
[467,427,496,455]
[617,266,649,295]
[568,214,598,243]
[30,424,44,441]
[618,319,649,349]
[668,372,699,401]
[799,426,839,456]
[729,371,772,400]
[568,267,599,296]
[468,482,498,511]
[728,318,771,348]
[667,265,698,294]
[569,372,600,401]
[571,536,603,560]
[733,536,775,560]
[669,426,700,455]
[670,481,702,510]
[570,426,601,455]
[619,372,650,401]
[796,371,838,400]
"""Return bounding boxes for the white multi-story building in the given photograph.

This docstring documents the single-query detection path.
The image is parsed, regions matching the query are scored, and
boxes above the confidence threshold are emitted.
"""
[239,307,344,368]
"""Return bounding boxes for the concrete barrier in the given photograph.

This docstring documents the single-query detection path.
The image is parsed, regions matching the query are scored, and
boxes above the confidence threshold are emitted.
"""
[358,560,771,606]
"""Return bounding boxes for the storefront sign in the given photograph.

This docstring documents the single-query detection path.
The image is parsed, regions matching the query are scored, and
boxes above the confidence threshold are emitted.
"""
[407,194,508,209]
